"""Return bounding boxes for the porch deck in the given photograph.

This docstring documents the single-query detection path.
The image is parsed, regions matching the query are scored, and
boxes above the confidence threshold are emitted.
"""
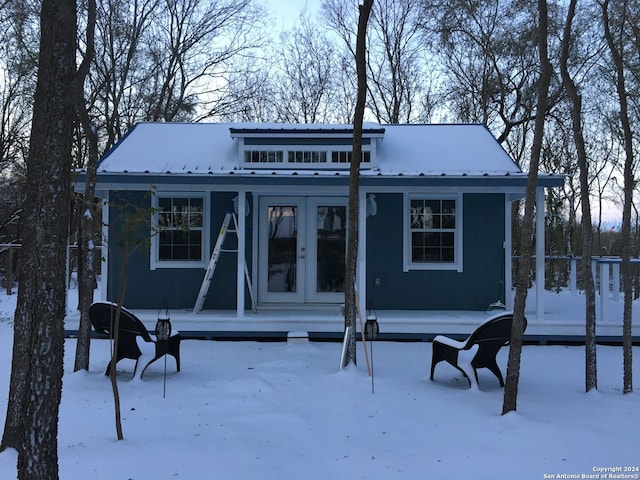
[65,300,640,344]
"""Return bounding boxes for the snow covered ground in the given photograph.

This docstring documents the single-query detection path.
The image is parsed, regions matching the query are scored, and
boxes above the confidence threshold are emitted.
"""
[0,289,638,479]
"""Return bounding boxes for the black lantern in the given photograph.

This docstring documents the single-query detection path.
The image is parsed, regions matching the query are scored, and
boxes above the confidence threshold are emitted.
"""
[156,301,172,398]
[365,315,379,341]
[156,307,172,342]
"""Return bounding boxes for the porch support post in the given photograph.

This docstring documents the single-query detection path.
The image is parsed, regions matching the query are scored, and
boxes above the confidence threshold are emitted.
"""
[358,190,367,314]
[504,196,513,310]
[599,261,608,322]
[100,190,109,301]
[611,261,620,301]
[236,191,246,319]
[536,186,545,320]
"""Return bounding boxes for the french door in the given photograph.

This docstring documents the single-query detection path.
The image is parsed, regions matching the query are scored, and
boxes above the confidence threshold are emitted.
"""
[258,197,347,304]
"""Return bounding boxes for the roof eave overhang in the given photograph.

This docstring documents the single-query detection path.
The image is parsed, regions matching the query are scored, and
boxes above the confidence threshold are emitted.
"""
[361,173,565,188]
[78,171,565,191]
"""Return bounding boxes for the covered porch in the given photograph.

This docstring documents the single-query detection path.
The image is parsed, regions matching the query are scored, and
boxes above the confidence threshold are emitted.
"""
[65,289,640,344]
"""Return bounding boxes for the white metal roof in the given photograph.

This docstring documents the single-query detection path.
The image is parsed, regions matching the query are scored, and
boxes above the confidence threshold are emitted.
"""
[96,122,523,177]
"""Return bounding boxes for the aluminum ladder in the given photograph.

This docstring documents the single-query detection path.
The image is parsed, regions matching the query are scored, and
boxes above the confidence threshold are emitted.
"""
[193,211,256,313]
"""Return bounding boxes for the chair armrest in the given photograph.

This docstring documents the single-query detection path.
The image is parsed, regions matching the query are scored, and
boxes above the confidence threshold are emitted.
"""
[457,344,480,390]
[133,336,157,380]
[433,335,467,350]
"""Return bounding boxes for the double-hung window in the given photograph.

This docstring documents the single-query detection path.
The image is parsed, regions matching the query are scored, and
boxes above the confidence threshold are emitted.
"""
[403,194,462,271]
[151,193,208,269]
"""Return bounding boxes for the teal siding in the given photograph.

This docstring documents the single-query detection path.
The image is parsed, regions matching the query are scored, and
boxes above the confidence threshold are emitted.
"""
[107,190,252,310]
[365,193,504,310]
[108,190,503,312]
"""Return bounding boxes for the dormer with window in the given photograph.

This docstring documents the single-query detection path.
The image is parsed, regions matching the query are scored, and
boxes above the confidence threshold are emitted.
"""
[230,125,385,170]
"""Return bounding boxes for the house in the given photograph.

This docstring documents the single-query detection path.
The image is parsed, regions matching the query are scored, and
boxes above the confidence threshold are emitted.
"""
[81,122,564,336]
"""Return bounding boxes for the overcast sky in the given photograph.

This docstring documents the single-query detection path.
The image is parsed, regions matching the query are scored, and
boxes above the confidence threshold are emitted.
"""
[262,0,322,28]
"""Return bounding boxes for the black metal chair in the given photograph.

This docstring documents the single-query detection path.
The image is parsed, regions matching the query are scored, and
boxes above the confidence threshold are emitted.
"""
[429,312,526,388]
[89,301,181,378]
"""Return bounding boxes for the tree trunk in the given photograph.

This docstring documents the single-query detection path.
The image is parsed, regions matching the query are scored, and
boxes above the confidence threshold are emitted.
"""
[1,2,76,479]
[109,258,128,441]
[74,0,98,372]
[502,0,552,415]
[344,0,373,366]
[559,0,597,392]
[601,0,633,394]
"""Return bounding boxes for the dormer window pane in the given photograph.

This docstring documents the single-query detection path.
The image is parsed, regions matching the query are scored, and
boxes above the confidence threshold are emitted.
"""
[288,151,327,163]
[331,151,370,163]
[245,150,283,163]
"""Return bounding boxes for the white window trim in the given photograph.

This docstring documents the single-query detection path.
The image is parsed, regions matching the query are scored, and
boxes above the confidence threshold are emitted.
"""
[150,192,210,270]
[403,193,463,272]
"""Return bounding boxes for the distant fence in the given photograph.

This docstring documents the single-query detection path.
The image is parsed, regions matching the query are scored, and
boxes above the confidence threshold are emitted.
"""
[517,255,640,325]
[527,255,639,300]
[0,243,102,295]
[0,245,635,303]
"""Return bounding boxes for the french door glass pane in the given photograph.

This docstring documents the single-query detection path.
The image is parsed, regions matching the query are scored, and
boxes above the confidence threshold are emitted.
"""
[267,206,297,292]
[316,206,346,293]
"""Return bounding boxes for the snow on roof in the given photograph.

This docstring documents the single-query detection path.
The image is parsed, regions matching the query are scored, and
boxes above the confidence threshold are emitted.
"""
[96,122,523,177]
[372,123,520,176]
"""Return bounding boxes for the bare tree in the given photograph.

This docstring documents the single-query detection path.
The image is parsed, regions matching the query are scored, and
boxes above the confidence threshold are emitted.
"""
[142,0,267,122]
[559,0,597,392]
[0,0,38,187]
[422,0,559,162]
[601,0,635,394]
[1,3,76,480]
[0,62,34,179]
[91,0,162,151]
[220,58,277,122]
[333,54,360,123]
[274,12,339,123]
[367,0,431,123]
[323,0,436,124]
[86,0,267,152]
[344,0,373,367]
[503,0,553,415]
[74,0,98,372]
